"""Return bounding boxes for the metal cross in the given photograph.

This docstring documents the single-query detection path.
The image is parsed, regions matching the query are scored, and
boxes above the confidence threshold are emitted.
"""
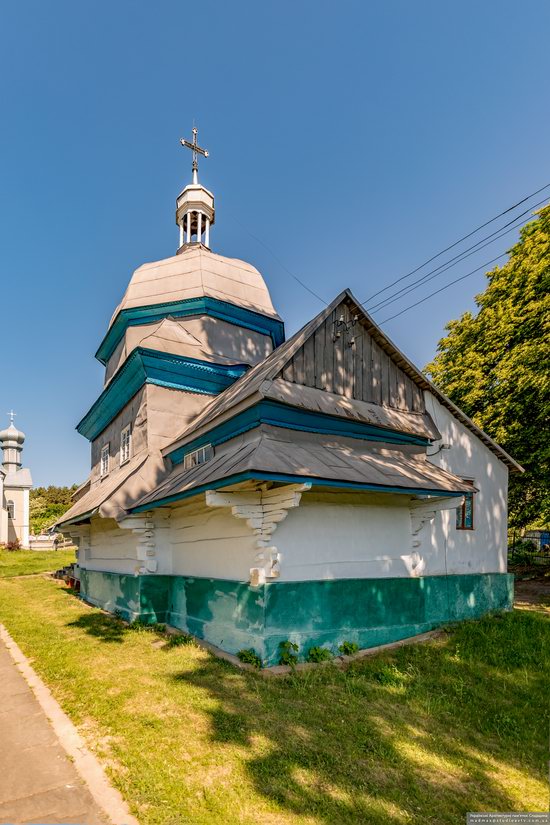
[7,410,16,425]
[180,127,209,183]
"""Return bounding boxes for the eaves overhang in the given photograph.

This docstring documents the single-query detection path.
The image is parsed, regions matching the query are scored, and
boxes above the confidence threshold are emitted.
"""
[95,296,286,366]
[56,508,97,528]
[76,347,248,442]
[166,399,431,466]
[131,471,465,514]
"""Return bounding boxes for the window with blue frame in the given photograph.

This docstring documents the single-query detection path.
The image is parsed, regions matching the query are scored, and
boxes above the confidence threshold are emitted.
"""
[456,480,475,530]
[183,444,214,470]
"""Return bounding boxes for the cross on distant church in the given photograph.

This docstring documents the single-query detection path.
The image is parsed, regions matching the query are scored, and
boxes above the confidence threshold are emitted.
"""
[7,410,16,425]
[180,127,209,184]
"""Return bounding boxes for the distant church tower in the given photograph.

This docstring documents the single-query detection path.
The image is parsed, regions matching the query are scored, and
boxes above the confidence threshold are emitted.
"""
[0,412,33,548]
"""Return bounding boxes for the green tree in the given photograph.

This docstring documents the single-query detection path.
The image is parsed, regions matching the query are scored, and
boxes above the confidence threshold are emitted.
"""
[426,205,550,528]
[29,485,79,534]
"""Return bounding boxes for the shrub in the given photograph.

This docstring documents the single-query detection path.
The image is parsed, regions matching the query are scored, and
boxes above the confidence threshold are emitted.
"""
[307,646,333,663]
[510,538,537,554]
[5,540,21,552]
[278,640,299,666]
[167,633,195,647]
[128,618,150,630]
[509,539,544,566]
[237,648,262,668]
[339,640,359,656]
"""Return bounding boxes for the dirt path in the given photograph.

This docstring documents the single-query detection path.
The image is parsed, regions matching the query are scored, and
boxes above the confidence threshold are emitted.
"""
[514,576,550,615]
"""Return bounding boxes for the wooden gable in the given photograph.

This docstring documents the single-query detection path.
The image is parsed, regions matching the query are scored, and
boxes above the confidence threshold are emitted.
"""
[278,297,425,413]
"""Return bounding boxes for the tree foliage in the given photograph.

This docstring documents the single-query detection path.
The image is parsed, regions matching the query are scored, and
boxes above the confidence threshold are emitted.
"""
[426,205,550,528]
[29,485,78,534]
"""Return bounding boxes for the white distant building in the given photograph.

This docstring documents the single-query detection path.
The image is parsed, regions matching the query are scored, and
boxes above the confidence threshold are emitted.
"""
[0,413,32,548]
[57,131,522,665]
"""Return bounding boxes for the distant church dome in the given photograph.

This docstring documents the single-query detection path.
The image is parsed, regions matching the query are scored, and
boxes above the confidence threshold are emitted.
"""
[109,245,280,329]
[0,422,25,445]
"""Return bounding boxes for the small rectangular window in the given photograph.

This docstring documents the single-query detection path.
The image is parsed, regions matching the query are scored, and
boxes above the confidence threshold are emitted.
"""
[456,480,475,530]
[100,444,110,477]
[120,425,131,465]
[7,500,14,519]
[183,444,214,470]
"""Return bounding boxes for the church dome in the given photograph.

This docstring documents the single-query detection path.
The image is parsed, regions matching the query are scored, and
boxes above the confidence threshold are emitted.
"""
[0,422,25,445]
[109,245,280,329]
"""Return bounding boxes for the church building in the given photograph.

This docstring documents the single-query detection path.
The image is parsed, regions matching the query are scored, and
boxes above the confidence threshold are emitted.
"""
[58,131,521,665]
[0,414,33,548]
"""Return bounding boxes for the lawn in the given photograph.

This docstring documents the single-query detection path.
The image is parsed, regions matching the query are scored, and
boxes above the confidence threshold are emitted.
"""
[0,573,547,825]
[0,547,75,577]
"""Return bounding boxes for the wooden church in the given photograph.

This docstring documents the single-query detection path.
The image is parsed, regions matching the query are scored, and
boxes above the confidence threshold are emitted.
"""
[58,131,520,665]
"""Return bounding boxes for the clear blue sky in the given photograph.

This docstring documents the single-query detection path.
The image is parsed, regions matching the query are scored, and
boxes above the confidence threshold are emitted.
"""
[1,1,548,487]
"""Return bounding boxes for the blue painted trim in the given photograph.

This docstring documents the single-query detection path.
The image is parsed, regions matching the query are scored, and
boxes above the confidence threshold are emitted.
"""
[167,399,429,465]
[131,470,465,513]
[95,297,285,365]
[77,348,247,441]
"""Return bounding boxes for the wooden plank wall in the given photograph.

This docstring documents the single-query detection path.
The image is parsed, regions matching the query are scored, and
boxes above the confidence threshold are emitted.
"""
[280,301,424,413]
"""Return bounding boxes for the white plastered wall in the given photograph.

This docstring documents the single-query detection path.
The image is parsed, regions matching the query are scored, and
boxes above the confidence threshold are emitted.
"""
[0,474,6,544]
[422,392,508,575]
[82,500,258,579]
[168,499,258,579]
[83,517,140,575]
[273,493,414,581]
[4,487,30,548]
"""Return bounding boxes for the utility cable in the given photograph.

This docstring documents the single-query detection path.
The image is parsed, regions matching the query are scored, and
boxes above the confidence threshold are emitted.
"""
[226,185,549,320]
[361,182,550,305]
[226,211,327,304]
[378,253,508,325]
[367,204,546,315]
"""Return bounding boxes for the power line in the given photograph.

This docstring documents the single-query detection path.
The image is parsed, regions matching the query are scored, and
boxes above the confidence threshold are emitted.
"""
[367,203,547,315]
[226,211,327,304]
[366,198,549,312]
[227,185,549,321]
[378,203,550,324]
[361,182,550,305]
[378,253,508,325]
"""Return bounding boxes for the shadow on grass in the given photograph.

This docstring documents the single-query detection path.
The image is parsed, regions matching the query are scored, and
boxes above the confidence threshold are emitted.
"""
[67,611,129,643]
[171,610,549,824]
[62,591,182,647]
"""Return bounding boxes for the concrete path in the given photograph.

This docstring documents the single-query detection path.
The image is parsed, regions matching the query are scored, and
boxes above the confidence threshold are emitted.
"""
[0,632,130,825]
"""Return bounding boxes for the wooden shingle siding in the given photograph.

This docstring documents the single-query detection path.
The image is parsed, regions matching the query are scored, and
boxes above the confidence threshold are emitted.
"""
[314,322,326,391]
[280,299,425,413]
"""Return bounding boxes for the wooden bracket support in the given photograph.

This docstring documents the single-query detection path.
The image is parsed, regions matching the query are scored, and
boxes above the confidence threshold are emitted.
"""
[206,483,312,583]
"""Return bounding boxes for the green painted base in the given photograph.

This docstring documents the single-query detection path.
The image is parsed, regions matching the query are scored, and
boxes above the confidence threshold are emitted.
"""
[79,569,514,666]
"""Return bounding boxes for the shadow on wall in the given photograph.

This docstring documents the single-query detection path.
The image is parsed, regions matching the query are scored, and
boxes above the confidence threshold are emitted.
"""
[169,609,546,824]
[200,316,274,365]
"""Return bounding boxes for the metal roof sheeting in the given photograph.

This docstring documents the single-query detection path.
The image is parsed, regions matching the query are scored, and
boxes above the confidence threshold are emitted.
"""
[134,424,473,511]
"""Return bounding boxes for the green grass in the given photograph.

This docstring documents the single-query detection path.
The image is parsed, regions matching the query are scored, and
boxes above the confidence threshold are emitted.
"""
[0,547,75,577]
[0,575,547,825]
